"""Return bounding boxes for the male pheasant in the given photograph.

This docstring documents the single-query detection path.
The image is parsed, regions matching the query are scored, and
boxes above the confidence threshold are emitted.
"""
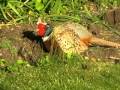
[36,20,120,54]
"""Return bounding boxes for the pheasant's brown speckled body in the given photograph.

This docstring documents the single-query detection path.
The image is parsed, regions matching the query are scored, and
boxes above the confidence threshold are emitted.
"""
[46,22,120,54]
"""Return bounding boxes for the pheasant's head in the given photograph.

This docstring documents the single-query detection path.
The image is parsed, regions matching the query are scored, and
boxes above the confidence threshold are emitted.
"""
[37,18,52,42]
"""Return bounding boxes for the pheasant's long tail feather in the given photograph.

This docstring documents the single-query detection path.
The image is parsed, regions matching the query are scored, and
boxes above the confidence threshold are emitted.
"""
[90,37,120,48]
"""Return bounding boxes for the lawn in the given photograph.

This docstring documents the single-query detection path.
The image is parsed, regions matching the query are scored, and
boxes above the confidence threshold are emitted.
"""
[0,55,120,90]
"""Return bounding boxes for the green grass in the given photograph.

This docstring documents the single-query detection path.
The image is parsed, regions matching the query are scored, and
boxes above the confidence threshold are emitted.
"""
[0,39,17,55]
[0,0,120,23]
[0,39,12,49]
[0,55,120,90]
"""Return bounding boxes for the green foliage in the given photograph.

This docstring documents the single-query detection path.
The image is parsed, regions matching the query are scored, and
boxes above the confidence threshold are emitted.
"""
[0,0,119,23]
[0,39,12,49]
[0,59,6,67]
[34,0,44,11]
[0,39,17,54]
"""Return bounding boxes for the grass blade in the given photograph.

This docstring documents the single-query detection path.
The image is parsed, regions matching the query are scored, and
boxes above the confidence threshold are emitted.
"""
[0,8,9,21]
[8,2,21,17]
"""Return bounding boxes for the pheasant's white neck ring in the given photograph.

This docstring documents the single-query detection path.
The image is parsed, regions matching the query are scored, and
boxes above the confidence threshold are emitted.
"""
[42,35,51,42]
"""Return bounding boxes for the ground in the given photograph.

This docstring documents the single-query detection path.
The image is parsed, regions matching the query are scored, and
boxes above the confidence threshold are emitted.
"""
[0,21,120,64]
[0,24,44,65]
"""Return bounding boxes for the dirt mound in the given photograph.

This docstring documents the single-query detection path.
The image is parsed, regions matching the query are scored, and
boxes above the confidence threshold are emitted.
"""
[0,24,46,64]
[0,23,120,64]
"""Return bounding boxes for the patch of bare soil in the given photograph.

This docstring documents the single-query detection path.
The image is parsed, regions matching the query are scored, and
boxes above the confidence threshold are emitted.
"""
[0,24,47,65]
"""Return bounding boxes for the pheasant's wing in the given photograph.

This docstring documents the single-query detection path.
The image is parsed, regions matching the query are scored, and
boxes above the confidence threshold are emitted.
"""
[64,22,92,40]
[53,28,88,54]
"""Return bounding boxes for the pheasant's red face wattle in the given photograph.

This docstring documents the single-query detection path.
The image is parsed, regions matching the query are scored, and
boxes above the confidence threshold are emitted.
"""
[37,23,46,37]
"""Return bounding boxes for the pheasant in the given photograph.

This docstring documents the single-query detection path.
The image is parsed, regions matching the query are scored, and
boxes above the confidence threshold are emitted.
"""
[36,19,120,54]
